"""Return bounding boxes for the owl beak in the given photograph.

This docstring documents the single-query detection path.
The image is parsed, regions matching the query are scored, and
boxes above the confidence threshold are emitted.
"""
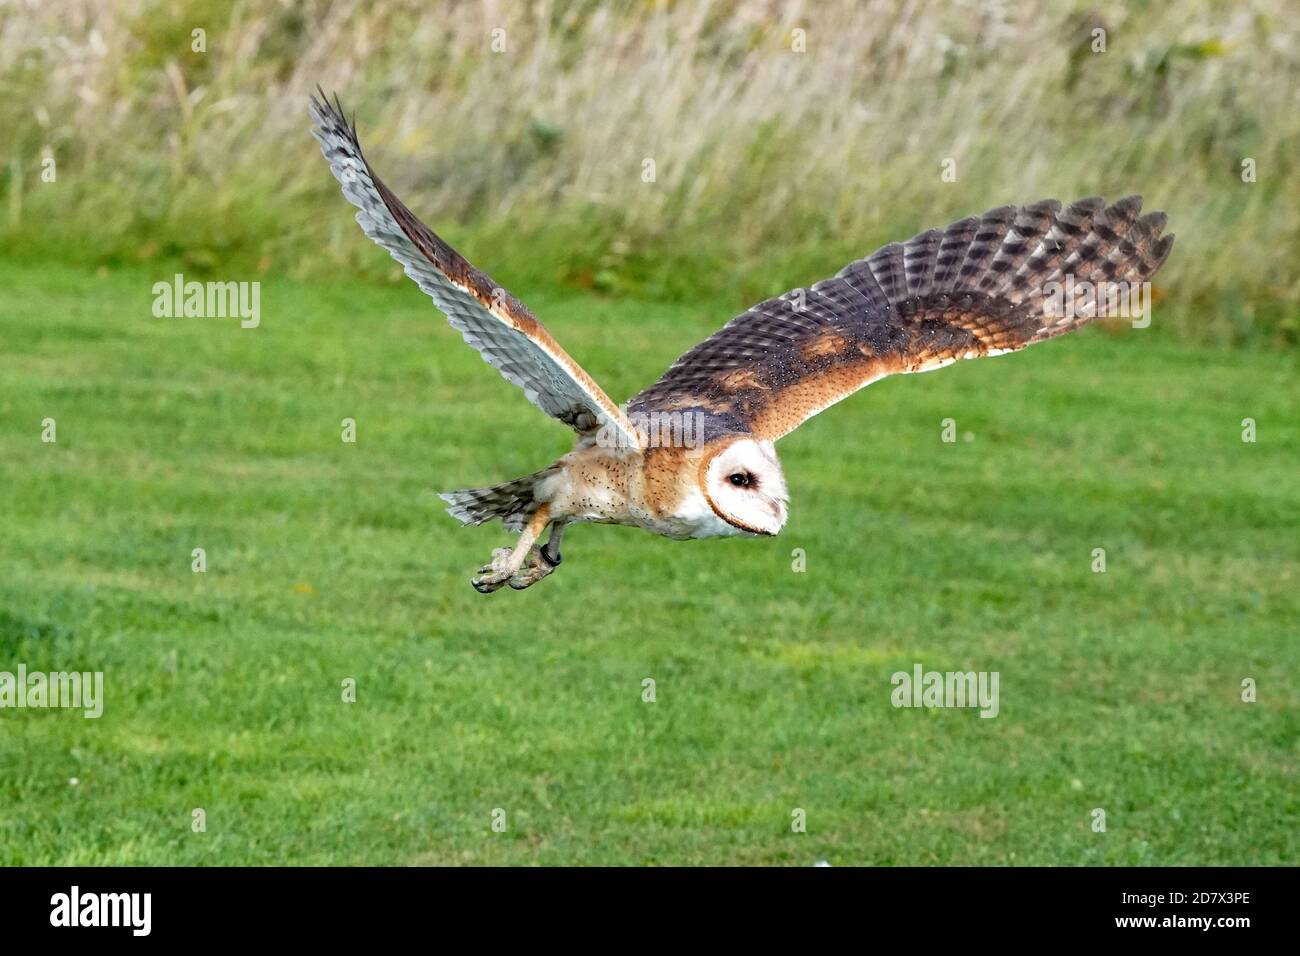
[766,500,788,534]
[717,498,786,536]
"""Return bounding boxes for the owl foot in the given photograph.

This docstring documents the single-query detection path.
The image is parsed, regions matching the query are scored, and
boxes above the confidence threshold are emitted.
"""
[508,544,561,590]
[471,547,518,594]
[470,509,562,595]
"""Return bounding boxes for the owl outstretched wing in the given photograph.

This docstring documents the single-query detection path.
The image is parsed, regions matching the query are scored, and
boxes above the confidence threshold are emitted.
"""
[629,197,1174,440]
[310,92,641,449]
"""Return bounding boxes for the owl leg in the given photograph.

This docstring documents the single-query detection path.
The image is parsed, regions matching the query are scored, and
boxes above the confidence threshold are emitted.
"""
[542,520,567,565]
[471,504,550,593]
[508,520,567,590]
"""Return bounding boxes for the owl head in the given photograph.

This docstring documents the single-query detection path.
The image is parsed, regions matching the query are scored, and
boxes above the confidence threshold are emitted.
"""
[700,436,789,536]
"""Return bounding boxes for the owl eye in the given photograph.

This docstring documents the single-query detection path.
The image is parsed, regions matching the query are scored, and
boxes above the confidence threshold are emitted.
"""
[728,472,754,488]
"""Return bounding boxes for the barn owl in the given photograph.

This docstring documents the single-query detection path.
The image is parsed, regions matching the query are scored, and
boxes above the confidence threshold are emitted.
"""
[310,92,1174,594]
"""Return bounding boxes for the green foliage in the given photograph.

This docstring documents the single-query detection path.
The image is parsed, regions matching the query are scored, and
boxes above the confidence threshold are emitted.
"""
[0,260,1295,864]
[0,1,1297,343]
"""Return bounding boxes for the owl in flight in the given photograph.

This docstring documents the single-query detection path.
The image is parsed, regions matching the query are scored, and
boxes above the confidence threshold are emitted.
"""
[310,92,1174,594]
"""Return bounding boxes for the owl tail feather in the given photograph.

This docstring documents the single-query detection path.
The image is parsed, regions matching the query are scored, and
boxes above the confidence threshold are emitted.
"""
[439,467,558,533]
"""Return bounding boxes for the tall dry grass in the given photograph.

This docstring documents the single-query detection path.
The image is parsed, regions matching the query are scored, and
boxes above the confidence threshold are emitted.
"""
[2,0,1297,341]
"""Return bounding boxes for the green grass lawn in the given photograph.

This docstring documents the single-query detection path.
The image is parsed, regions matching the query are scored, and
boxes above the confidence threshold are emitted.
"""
[0,258,1295,865]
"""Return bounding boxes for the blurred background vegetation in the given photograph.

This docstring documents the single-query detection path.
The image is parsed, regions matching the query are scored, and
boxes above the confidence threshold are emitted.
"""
[1,0,1297,344]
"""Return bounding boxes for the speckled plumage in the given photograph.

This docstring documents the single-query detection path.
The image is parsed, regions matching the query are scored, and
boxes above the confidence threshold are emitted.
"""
[311,92,1174,593]
[629,196,1173,441]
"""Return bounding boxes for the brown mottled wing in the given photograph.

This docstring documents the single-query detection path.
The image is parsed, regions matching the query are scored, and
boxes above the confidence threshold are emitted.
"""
[310,92,641,448]
[630,197,1174,441]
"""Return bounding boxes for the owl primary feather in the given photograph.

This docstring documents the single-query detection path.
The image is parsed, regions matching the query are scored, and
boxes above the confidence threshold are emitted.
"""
[310,92,1175,594]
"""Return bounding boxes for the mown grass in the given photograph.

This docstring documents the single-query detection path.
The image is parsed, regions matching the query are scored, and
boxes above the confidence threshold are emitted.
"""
[0,258,1295,865]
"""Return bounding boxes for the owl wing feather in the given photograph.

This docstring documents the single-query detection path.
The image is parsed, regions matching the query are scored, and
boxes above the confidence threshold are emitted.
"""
[310,92,641,449]
[629,197,1174,441]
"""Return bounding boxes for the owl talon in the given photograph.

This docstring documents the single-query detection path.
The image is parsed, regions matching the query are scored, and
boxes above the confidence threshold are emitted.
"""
[471,573,511,593]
